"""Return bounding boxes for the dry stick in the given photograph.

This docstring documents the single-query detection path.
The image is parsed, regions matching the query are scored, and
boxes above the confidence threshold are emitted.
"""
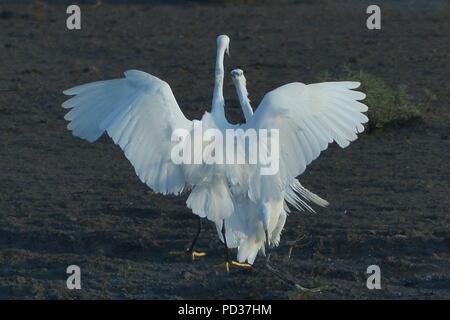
[287,234,308,259]
[264,245,323,292]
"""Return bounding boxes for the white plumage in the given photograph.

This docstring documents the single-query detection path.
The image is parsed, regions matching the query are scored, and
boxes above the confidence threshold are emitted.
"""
[64,70,191,195]
[225,68,368,264]
[64,36,234,226]
[62,36,368,267]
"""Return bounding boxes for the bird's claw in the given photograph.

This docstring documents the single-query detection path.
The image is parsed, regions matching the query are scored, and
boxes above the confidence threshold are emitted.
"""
[191,250,206,260]
[215,260,252,272]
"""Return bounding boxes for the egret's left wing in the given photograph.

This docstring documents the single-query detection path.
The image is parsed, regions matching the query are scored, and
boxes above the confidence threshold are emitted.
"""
[245,81,368,200]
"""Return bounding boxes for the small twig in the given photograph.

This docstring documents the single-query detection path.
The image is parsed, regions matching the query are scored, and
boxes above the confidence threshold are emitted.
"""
[286,234,310,259]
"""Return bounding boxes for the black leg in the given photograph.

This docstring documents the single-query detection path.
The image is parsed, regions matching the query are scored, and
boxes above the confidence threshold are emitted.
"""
[169,216,206,260]
[221,220,230,262]
[215,220,252,272]
[187,217,202,253]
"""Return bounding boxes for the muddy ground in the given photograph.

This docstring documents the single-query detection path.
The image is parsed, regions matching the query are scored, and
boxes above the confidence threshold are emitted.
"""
[0,0,449,299]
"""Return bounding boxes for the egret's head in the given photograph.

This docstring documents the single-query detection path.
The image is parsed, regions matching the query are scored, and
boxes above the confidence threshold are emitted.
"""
[217,35,230,56]
[231,68,245,86]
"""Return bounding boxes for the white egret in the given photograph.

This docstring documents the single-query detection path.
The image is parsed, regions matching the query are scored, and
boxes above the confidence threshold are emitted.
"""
[222,67,368,288]
[62,35,249,268]
[62,34,369,281]
[225,69,330,267]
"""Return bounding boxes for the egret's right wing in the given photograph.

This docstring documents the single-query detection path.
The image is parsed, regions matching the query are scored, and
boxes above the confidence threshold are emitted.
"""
[63,70,192,195]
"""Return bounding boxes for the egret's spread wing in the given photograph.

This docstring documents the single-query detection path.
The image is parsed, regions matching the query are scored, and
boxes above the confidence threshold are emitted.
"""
[63,69,192,195]
[246,81,368,198]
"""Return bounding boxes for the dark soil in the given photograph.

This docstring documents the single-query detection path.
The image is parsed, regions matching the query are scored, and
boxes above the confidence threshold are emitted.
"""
[0,0,449,299]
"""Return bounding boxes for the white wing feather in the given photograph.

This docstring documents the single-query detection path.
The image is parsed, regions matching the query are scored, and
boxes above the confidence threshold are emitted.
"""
[245,81,368,201]
[63,70,192,195]
[222,81,367,264]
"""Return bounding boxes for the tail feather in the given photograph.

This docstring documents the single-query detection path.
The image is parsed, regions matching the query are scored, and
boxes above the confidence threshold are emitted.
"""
[285,179,329,212]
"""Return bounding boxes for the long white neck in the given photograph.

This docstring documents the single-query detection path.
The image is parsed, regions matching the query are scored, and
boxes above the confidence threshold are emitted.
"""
[211,47,226,123]
[234,77,253,123]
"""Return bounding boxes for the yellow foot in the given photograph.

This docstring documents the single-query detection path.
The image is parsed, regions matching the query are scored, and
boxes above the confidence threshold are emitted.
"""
[214,260,253,272]
[191,250,206,261]
[168,250,207,261]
